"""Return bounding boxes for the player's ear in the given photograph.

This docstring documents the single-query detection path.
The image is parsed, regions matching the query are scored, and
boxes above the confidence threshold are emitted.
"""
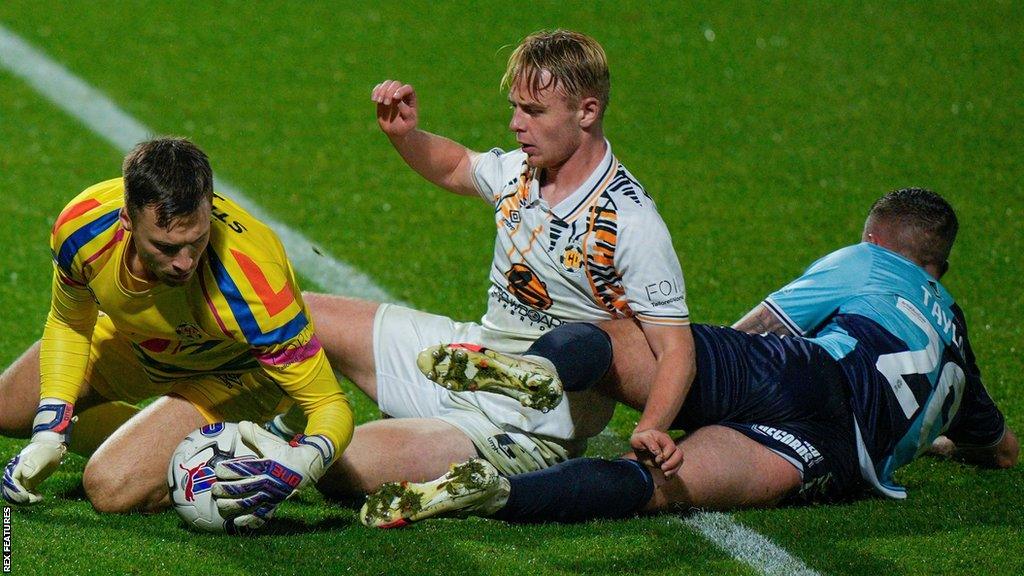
[578,96,601,129]
[119,207,133,232]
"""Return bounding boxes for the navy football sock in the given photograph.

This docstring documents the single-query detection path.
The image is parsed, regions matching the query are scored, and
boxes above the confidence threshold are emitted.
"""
[524,323,612,392]
[492,458,653,523]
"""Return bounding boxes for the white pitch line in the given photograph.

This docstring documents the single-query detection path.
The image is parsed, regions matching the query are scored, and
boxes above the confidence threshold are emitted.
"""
[0,22,818,576]
[0,23,395,304]
[681,513,821,576]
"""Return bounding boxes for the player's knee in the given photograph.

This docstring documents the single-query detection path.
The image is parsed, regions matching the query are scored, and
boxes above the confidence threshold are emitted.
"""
[0,345,42,437]
[315,454,378,499]
[83,457,162,514]
[0,391,33,439]
[0,405,32,438]
[643,472,694,513]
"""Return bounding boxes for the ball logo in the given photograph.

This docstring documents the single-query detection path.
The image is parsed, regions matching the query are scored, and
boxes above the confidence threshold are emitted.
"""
[200,423,225,437]
[505,263,553,310]
[179,461,216,502]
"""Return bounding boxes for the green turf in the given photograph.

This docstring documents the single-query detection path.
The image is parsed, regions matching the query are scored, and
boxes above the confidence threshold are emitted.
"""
[1,2,1022,575]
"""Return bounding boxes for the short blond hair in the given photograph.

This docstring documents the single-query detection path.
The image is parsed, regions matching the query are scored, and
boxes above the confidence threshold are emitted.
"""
[501,29,610,113]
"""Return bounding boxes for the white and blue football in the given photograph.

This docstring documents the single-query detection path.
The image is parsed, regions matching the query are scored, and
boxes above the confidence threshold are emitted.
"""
[167,422,258,533]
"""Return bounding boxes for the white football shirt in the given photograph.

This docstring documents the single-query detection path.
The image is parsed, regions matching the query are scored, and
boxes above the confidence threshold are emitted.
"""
[463,142,690,440]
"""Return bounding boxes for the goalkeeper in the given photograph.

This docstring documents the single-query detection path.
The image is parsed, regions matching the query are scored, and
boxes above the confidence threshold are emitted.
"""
[0,138,353,529]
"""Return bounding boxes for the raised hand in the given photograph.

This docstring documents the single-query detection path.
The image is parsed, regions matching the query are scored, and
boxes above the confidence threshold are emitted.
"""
[372,79,419,138]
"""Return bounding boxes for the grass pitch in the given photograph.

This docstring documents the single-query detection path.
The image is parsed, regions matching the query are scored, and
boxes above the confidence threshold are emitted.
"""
[1,2,1021,575]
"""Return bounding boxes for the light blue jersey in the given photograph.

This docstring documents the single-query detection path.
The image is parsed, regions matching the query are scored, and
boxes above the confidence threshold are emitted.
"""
[764,243,1004,498]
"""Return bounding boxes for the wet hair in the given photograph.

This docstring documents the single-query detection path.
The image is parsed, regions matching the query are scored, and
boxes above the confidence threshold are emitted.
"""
[122,137,213,228]
[501,29,610,115]
[866,188,959,268]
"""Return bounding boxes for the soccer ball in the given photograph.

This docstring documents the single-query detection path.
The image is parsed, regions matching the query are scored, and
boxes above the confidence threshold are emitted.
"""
[167,422,258,533]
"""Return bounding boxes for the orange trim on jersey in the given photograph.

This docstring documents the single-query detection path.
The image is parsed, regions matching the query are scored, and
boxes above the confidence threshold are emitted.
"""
[231,249,295,317]
[582,201,629,317]
[52,198,102,235]
[564,160,619,223]
[498,166,533,238]
[636,315,691,326]
[506,223,545,260]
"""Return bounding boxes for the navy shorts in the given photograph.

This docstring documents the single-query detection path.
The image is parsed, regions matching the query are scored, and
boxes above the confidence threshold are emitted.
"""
[674,325,864,503]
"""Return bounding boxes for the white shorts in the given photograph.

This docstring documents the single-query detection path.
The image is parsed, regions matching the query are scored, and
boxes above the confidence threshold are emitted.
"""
[372,303,585,475]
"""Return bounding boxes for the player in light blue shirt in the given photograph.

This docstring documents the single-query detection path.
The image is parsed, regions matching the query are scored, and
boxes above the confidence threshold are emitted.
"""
[764,238,981,497]
[358,188,1018,528]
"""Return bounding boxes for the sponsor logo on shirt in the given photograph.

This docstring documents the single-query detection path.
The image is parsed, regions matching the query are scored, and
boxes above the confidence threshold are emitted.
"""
[645,278,684,307]
[493,287,564,332]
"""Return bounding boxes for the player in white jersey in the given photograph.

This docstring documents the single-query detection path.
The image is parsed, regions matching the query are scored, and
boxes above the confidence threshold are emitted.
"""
[300,30,695,497]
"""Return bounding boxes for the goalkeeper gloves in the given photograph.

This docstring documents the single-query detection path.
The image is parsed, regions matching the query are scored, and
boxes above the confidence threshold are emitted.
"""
[211,420,334,530]
[2,399,74,505]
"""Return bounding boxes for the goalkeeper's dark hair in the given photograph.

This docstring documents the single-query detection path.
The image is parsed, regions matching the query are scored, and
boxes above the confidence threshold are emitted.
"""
[866,188,959,268]
[123,137,213,229]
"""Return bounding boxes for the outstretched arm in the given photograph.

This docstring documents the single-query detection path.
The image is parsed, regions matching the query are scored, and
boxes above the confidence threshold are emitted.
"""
[372,80,479,196]
[732,303,796,336]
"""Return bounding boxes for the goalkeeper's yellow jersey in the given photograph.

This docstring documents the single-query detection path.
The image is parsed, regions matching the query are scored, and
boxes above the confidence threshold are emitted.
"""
[42,178,352,455]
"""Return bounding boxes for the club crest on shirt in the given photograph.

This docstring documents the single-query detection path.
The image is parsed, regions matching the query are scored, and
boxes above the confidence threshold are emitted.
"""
[175,322,203,343]
[560,244,584,274]
[504,262,553,310]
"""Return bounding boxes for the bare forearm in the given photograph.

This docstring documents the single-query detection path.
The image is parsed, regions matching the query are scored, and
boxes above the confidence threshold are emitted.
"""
[388,129,478,196]
[635,326,696,433]
[733,303,795,336]
[635,358,693,433]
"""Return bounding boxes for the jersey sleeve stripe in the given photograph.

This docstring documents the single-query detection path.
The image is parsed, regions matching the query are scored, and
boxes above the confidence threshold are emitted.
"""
[254,335,323,366]
[83,227,125,266]
[52,198,101,235]
[636,314,691,326]
[763,298,805,336]
[55,208,120,275]
[207,249,309,346]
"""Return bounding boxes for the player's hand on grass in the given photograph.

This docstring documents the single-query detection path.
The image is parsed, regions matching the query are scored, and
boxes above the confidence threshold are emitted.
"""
[212,421,334,530]
[1,400,74,505]
[372,79,418,138]
[631,428,684,477]
[927,435,956,458]
[2,440,66,504]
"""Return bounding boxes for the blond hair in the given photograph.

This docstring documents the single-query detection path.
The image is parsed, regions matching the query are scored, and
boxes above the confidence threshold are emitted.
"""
[501,29,610,114]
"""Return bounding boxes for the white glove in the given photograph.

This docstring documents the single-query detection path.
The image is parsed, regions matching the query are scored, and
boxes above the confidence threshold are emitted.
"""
[2,400,74,505]
[211,421,334,530]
